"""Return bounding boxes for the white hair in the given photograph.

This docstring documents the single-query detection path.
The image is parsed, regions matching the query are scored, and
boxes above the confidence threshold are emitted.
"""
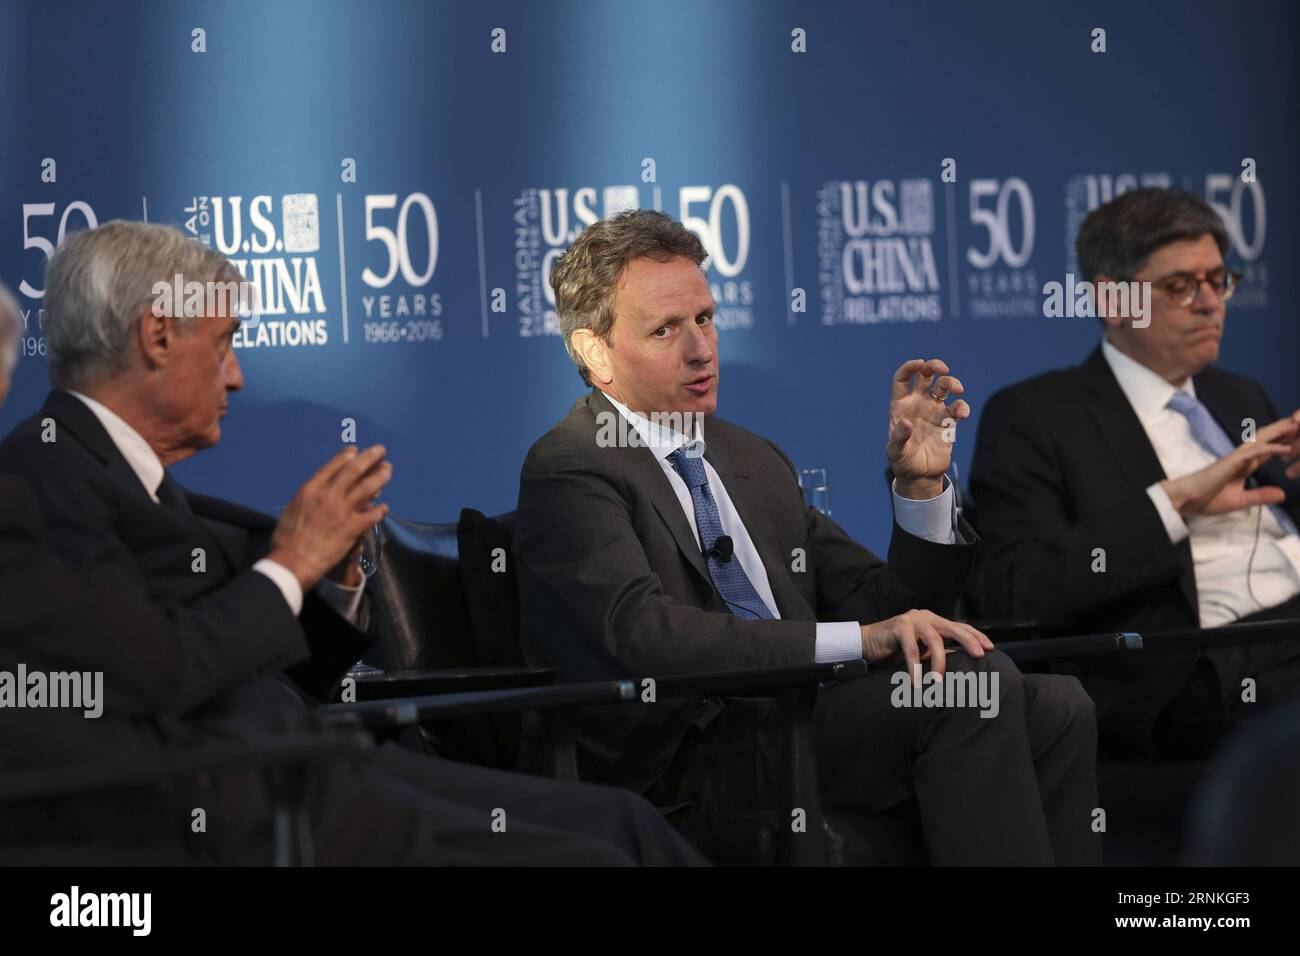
[44,220,238,389]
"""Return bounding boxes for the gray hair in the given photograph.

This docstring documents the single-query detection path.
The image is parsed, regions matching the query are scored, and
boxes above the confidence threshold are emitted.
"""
[44,220,239,389]
[0,280,22,379]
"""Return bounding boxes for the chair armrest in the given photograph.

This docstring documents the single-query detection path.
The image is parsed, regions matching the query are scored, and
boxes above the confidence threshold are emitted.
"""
[998,632,1143,664]
[1000,619,1300,665]
[647,659,868,700]
[1143,618,1300,653]
[964,619,1047,642]
[0,729,374,803]
[329,660,868,727]
[324,678,637,728]
[334,666,557,702]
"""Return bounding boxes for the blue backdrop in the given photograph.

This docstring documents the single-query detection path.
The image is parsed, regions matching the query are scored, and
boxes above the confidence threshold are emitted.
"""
[1,0,1295,554]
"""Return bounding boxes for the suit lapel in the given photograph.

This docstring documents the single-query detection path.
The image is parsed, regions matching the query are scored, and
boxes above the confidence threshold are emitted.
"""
[190,494,275,565]
[584,391,814,620]
[633,451,712,583]
[1076,348,1198,615]
[41,390,250,572]
[189,501,254,570]
[40,390,157,508]
[1194,375,1243,444]
[705,428,815,621]
[584,391,711,585]
[1076,347,1169,492]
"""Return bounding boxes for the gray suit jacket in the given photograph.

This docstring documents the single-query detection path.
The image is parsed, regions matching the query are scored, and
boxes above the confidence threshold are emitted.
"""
[515,389,978,792]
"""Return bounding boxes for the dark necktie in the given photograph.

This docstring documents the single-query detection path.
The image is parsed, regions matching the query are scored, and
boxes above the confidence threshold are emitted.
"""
[667,448,775,620]
[155,470,192,514]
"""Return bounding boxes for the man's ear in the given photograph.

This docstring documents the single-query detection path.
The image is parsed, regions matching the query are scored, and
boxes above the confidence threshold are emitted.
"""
[1091,274,1126,331]
[137,308,175,369]
[571,328,613,385]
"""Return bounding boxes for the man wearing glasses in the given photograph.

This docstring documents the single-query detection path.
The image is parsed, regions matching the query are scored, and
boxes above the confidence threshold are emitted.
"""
[970,187,1300,758]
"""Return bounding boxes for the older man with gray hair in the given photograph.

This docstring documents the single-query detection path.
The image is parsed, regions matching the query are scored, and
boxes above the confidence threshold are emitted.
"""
[0,221,705,866]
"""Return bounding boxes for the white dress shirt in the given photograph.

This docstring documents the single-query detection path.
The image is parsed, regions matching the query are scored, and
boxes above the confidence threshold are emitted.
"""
[1101,340,1300,626]
[603,394,959,662]
[66,390,364,622]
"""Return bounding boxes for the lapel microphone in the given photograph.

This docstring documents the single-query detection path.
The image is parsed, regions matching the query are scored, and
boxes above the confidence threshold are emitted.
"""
[706,535,734,563]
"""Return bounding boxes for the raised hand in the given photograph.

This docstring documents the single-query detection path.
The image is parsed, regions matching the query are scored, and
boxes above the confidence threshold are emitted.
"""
[886,358,970,499]
[268,445,392,589]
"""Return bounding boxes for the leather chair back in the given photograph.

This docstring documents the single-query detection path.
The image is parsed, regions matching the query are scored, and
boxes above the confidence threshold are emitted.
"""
[366,514,478,671]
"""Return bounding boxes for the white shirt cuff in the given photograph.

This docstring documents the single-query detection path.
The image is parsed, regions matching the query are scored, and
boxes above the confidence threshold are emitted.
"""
[1146,482,1189,544]
[891,476,957,544]
[254,558,304,617]
[815,621,864,662]
[316,575,366,624]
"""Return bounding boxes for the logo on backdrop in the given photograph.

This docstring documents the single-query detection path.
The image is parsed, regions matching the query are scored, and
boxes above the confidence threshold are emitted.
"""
[512,185,640,338]
[964,176,1039,319]
[1061,172,1268,309]
[816,178,942,325]
[676,184,754,331]
[509,183,755,337]
[182,194,329,349]
[353,192,444,344]
[1062,173,1172,274]
[15,200,100,358]
[1204,173,1268,309]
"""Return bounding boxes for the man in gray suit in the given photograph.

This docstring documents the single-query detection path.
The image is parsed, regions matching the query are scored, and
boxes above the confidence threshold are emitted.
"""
[516,209,1100,864]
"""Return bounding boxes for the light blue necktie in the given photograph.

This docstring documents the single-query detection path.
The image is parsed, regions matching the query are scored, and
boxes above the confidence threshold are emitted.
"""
[1167,390,1298,536]
[667,448,775,620]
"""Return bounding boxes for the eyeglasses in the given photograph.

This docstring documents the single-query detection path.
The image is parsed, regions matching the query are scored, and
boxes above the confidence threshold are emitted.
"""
[1135,266,1242,308]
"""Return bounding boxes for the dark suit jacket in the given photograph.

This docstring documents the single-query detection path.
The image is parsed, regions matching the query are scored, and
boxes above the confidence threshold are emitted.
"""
[0,390,369,731]
[969,345,1300,740]
[515,389,978,792]
[0,473,180,767]
[0,471,203,852]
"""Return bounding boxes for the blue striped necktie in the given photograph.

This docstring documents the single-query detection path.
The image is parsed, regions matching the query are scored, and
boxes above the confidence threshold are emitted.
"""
[667,448,775,620]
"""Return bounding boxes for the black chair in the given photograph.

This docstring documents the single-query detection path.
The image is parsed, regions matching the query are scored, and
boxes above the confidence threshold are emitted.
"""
[0,726,374,866]
[994,624,1300,863]
[351,511,557,769]
[1184,695,1300,865]
[892,473,1300,862]
[361,508,927,866]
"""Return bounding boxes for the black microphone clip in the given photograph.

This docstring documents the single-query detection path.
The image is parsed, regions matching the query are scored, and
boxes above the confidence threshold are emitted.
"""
[707,535,734,563]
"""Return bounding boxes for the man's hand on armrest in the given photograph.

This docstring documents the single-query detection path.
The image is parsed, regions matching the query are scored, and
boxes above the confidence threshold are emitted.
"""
[860,610,992,682]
